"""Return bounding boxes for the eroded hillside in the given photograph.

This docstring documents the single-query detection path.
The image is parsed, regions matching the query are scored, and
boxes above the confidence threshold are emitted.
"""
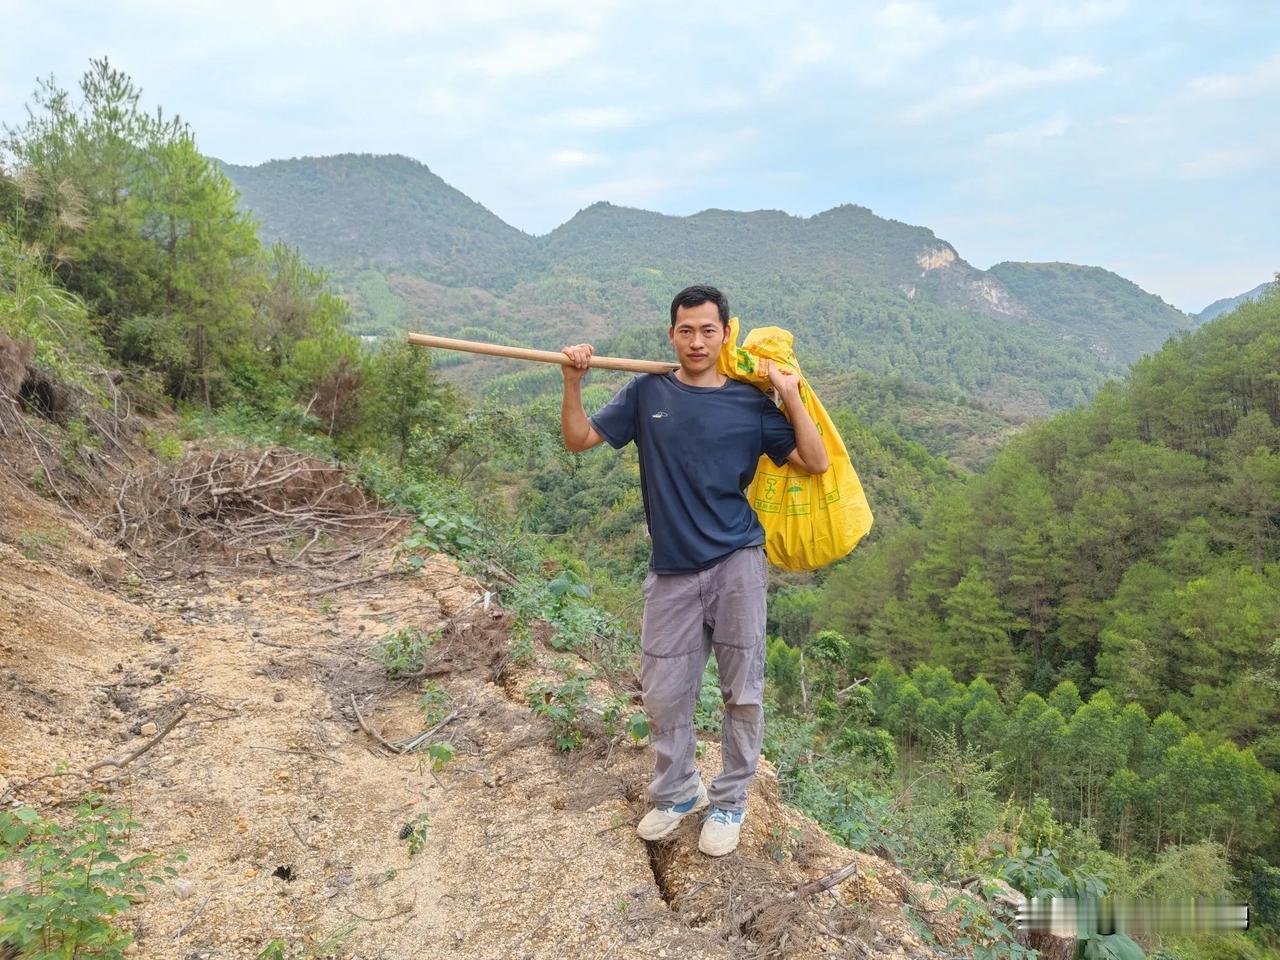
[0,411,1011,960]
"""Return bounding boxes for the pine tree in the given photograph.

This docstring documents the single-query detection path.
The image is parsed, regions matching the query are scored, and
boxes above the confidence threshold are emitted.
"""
[937,568,1023,684]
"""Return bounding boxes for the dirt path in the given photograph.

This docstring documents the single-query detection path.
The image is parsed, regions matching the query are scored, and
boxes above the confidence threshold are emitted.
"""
[0,467,952,960]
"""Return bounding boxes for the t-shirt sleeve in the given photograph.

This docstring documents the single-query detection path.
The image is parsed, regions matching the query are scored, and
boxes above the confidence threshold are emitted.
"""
[588,377,640,449]
[760,394,798,467]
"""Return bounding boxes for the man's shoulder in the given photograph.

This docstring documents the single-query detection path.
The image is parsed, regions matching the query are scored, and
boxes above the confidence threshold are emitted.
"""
[723,378,765,397]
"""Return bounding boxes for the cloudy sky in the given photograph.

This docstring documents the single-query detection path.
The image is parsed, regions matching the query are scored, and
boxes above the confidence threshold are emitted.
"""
[3,0,1277,311]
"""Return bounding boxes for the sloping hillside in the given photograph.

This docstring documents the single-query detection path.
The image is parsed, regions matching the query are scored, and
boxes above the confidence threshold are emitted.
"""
[1198,279,1277,323]
[986,261,1192,363]
[221,154,535,287]
[0,419,1000,960]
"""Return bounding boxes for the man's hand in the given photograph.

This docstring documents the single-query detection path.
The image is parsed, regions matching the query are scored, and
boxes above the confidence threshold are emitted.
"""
[562,343,594,384]
[561,343,604,452]
[764,358,801,399]
[764,359,829,474]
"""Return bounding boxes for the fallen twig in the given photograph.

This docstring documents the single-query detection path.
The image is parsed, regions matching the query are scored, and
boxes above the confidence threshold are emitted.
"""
[301,568,403,598]
[739,858,861,933]
[343,895,417,922]
[247,745,342,765]
[397,711,461,752]
[86,697,190,776]
[285,817,320,851]
[172,894,213,939]
[3,696,190,801]
[349,692,402,754]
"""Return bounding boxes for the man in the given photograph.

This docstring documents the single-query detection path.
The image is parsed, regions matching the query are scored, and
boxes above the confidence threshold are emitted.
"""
[560,284,828,857]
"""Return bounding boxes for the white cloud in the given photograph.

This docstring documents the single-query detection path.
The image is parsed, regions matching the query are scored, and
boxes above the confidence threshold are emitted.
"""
[902,56,1106,122]
[1177,148,1266,179]
[1001,0,1131,32]
[853,1,953,84]
[538,106,636,130]
[983,112,1072,150]
[760,23,837,94]
[469,30,597,79]
[550,149,600,166]
[411,86,484,119]
[1187,53,1280,99]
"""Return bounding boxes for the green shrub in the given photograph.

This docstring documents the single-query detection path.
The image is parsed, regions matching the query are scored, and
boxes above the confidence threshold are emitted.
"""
[374,627,436,678]
[527,674,593,751]
[417,680,452,724]
[0,226,105,384]
[141,428,184,464]
[425,741,455,772]
[0,796,184,959]
[398,814,430,857]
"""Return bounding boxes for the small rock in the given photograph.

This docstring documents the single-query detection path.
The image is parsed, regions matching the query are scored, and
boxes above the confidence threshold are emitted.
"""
[244,868,257,878]
[273,691,285,703]
[139,721,158,736]
[173,878,196,901]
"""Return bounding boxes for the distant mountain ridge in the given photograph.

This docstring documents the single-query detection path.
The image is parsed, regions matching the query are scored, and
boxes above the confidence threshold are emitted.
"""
[1197,279,1277,323]
[987,261,1189,364]
[221,154,534,287]
[221,153,1196,416]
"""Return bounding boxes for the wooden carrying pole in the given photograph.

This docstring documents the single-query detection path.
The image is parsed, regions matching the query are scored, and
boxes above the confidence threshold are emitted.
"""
[406,333,677,375]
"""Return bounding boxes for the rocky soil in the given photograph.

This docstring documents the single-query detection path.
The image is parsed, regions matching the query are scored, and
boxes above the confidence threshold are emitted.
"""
[0,435,975,960]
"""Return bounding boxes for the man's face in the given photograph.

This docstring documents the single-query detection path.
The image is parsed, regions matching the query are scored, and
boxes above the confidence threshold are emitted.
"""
[668,301,728,375]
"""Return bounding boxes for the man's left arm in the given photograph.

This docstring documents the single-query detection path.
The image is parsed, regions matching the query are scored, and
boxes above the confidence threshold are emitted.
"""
[765,360,829,475]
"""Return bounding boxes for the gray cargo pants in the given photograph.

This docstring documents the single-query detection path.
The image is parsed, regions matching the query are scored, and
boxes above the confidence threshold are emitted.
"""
[640,544,768,814]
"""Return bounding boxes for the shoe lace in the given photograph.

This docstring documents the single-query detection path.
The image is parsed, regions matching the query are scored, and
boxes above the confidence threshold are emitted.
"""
[708,806,739,825]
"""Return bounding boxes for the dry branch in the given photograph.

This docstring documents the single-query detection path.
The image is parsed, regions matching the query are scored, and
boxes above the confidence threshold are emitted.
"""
[349,692,402,754]
[111,447,405,571]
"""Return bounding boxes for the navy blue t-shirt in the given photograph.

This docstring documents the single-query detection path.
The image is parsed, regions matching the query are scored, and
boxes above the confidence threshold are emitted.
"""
[589,372,797,574]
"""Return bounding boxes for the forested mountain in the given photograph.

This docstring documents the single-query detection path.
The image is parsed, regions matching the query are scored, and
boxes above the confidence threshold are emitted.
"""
[222,155,1192,420]
[1198,279,1277,323]
[815,288,1280,768]
[986,261,1191,363]
[221,154,535,287]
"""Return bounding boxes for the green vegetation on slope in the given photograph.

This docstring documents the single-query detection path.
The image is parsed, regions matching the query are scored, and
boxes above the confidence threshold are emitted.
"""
[221,153,535,288]
[815,291,1280,763]
[1198,279,1277,323]
[987,261,1193,363]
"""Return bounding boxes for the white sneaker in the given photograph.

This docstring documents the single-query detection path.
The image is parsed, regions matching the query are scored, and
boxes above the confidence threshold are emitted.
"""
[698,806,744,857]
[636,781,709,841]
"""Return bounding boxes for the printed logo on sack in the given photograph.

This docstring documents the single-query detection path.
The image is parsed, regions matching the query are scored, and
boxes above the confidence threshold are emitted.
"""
[651,412,670,419]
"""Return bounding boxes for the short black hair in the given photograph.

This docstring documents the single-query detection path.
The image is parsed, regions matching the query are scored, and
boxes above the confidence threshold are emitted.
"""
[670,284,729,328]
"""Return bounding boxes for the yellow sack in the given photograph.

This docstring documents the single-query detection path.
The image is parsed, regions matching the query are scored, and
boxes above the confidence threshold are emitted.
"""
[718,317,873,572]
